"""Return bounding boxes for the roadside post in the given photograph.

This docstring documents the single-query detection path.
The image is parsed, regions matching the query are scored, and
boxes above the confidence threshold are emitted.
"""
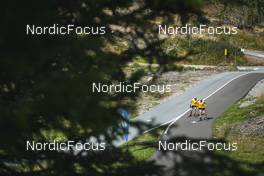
[234,50,237,66]
[224,48,228,64]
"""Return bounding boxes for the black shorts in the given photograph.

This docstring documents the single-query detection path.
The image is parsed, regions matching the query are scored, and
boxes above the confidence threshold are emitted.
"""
[199,108,205,110]
[191,106,197,108]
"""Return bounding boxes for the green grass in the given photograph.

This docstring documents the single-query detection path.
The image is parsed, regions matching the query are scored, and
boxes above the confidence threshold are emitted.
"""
[221,32,264,51]
[163,36,248,66]
[132,56,158,65]
[163,30,264,66]
[213,95,264,165]
[121,127,164,161]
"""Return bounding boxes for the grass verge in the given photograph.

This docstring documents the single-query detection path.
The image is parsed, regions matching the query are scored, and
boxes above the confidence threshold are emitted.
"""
[121,127,164,161]
[212,94,264,173]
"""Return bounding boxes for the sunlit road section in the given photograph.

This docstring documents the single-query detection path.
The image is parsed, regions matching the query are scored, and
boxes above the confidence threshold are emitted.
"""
[114,69,264,146]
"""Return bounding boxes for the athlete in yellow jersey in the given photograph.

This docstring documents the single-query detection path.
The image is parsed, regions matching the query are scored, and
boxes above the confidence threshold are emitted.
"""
[189,98,198,117]
[198,99,207,120]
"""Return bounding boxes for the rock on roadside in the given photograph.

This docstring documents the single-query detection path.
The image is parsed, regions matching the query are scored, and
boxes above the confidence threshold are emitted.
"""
[234,116,264,136]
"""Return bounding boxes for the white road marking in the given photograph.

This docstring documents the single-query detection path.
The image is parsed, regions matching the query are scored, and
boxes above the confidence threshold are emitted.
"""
[159,72,252,135]
[143,109,190,134]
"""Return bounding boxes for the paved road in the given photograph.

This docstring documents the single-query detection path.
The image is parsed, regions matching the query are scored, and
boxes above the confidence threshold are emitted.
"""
[159,72,264,138]
[114,69,264,146]
[150,71,264,175]
[242,49,264,59]
[162,72,264,138]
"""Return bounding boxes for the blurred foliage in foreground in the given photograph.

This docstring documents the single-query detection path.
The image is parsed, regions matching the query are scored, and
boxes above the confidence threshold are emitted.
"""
[0,0,263,176]
[0,0,206,175]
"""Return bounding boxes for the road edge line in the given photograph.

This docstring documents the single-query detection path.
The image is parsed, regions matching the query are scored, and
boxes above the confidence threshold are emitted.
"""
[162,72,251,135]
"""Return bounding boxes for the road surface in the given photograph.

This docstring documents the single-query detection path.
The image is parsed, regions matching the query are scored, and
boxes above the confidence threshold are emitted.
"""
[114,69,264,146]
[242,49,264,59]
[149,69,264,176]
[242,49,264,64]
